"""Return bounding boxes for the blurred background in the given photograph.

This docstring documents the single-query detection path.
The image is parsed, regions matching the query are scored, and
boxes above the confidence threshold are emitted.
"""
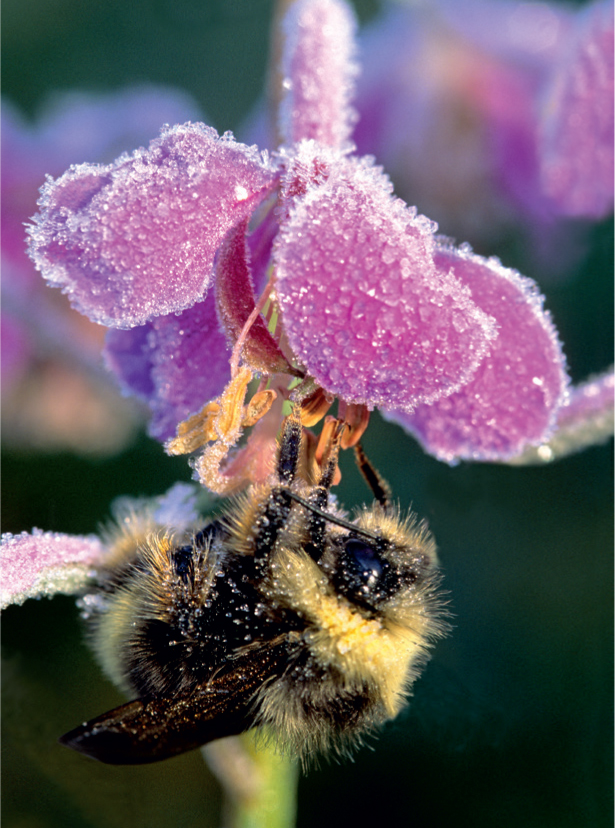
[2,1,612,827]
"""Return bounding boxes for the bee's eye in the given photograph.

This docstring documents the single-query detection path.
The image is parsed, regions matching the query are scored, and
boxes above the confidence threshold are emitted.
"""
[333,538,398,608]
[343,539,383,586]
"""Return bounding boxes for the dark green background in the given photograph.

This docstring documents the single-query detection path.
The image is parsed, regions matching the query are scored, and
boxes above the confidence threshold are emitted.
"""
[2,1,613,827]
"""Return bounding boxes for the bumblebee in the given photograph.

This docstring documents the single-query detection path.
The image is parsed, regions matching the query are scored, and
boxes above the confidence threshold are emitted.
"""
[61,410,447,764]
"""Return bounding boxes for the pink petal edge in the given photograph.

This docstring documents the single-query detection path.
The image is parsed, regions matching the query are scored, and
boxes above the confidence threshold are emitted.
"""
[507,368,614,464]
[389,244,570,463]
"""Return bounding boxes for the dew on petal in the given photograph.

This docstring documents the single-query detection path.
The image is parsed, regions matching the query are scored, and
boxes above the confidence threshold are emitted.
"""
[28,123,279,328]
[275,145,495,411]
[389,245,569,462]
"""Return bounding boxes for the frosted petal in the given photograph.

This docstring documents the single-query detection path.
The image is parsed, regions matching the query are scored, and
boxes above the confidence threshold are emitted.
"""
[539,0,614,218]
[391,245,569,462]
[104,322,156,400]
[275,148,496,411]
[104,292,231,441]
[28,123,279,327]
[151,482,202,530]
[280,0,358,150]
[506,368,614,464]
[1,529,103,609]
[246,200,279,295]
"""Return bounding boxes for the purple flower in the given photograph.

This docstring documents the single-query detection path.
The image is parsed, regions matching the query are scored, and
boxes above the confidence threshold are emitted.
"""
[0,530,104,610]
[24,0,611,485]
[538,0,614,218]
[2,86,202,452]
[353,0,613,264]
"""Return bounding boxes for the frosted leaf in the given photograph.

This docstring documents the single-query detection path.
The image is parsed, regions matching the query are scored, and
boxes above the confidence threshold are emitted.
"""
[390,245,569,462]
[1,530,104,609]
[28,123,279,327]
[104,292,231,441]
[274,150,496,411]
[539,0,614,218]
[279,0,359,150]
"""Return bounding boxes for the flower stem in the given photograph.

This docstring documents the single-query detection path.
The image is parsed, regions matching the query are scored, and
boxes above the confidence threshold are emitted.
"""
[202,732,299,828]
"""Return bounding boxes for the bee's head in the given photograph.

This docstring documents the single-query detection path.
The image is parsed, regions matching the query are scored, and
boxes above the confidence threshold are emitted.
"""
[328,535,421,610]
[326,515,436,615]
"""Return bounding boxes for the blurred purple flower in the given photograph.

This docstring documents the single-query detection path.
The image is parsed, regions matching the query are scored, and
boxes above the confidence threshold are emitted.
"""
[2,86,202,453]
[353,0,613,265]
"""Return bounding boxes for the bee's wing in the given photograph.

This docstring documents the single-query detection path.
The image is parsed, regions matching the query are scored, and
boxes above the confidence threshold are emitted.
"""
[59,643,286,765]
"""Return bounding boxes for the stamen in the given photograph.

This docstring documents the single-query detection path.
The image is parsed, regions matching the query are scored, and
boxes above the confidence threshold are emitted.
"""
[166,367,253,456]
[314,416,346,488]
[299,387,334,427]
[340,403,370,449]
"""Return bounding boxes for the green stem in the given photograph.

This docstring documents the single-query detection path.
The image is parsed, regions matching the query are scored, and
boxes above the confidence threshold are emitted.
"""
[202,732,298,828]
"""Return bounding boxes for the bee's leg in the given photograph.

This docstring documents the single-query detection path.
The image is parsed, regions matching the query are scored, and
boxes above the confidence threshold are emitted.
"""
[276,408,303,485]
[354,443,391,509]
[253,410,303,574]
[305,418,345,562]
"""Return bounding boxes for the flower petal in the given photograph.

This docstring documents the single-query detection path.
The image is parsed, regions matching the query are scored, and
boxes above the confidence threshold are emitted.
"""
[214,220,297,375]
[1,529,103,609]
[275,146,496,411]
[507,368,614,464]
[103,321,156,401]
[28,123,279,327]
[279,0,358,150]
[539,0,614,218]
[390,245,569,462]
[104,293,231,441]
[151,482,202,530]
